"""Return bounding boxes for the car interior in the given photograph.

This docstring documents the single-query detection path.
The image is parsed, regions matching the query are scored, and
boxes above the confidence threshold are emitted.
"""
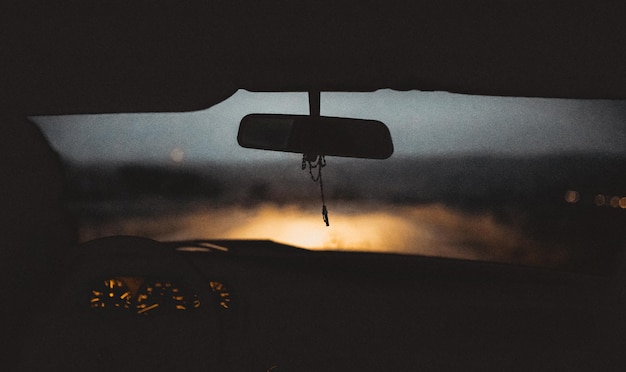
[3,1,626,371]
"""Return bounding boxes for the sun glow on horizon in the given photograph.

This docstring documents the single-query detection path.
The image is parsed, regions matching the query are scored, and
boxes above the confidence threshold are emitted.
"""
[78,202,565,268]
[158,203,537,263]
[221,204,431,252]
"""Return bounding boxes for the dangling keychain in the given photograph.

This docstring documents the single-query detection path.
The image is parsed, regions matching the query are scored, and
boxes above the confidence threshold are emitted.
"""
[302,154,329,226]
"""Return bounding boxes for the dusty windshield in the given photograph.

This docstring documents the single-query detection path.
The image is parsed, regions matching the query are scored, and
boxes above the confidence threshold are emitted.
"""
[33,90,626,274]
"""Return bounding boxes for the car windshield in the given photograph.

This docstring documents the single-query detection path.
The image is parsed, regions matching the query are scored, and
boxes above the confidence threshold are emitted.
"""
[32,89,626,275]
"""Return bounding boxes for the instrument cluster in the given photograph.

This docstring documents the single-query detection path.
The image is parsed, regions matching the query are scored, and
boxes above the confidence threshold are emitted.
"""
[90,276,232,315]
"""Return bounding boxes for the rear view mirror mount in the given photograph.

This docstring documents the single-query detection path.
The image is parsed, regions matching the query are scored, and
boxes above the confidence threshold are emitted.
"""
[237,114,394,159]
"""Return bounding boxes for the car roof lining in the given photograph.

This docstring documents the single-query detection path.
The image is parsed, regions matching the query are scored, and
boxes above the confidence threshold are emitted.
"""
[3,1,626,116]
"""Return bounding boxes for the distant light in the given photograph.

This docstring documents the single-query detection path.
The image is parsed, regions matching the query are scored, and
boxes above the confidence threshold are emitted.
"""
[564,190,580,203]
[610,196,620,208]
[170,148,185,163]
[620,197,626,209]
[594,194,606,207]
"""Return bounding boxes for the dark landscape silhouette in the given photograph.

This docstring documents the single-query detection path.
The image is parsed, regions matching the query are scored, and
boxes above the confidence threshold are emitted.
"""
[61,154,626,274]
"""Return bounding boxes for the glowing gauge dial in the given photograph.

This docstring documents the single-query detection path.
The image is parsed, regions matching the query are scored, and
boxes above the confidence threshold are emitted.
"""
[209,281,232,310]
[90,277,201,315]
[90,278,132,310]
[135,279,201,315]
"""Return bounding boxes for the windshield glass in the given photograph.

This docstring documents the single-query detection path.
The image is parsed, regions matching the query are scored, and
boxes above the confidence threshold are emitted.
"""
[33,90,626,274]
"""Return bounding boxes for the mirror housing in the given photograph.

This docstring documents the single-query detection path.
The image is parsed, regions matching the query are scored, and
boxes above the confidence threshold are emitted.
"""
[237,114,393,159]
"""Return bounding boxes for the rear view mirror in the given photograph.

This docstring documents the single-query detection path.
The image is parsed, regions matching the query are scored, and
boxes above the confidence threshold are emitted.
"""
[237,114,393,159]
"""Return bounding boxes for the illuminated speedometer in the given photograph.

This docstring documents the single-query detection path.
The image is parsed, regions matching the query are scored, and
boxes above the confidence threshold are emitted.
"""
[90,278,132,310]
[135,279,201,315]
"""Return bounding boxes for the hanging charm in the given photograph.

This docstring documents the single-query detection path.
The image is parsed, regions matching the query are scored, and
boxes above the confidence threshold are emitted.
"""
[302,154,330,226]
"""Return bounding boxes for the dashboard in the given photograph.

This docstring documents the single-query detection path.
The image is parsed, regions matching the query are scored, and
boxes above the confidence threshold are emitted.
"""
[19,236,625,371]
